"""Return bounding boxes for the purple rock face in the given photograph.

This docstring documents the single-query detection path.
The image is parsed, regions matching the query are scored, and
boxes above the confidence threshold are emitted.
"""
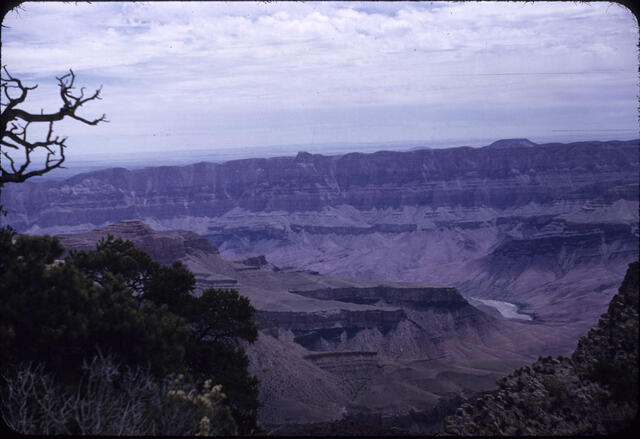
[288,286,466,309]
[1,139,637,231]
[54,220,531,363]
[1,138,638,347]
[3,136,637,431]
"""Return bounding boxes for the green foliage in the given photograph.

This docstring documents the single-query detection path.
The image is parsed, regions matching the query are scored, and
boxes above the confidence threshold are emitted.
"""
[0,230,260,433]
[68,236,197,309]
[67,235,260,432]
[185,339,260,433]
[0,232,190,380]
[186,287,258,344]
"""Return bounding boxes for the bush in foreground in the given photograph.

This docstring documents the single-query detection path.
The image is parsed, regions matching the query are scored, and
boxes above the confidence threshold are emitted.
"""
[1,353,236,435]
[0,227,259,434]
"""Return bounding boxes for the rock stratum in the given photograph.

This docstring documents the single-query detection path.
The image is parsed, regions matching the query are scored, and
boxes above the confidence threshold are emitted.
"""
[55,220,562,430]
[2,138,638,431]
[3,139,637,225]
[2,139,636,330]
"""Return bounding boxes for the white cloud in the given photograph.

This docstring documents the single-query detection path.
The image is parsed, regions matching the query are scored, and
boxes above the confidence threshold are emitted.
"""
[1,1,637,154]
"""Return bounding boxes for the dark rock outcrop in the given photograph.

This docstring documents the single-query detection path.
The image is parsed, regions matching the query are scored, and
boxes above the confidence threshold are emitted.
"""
[485,220,635,276]
[289,223,418,235]
[303,351,378,387]
[289,285,466,309]
[256,309,406,351]
[256,309,406,332]
[443,261,639,435]
[237,254,268,268]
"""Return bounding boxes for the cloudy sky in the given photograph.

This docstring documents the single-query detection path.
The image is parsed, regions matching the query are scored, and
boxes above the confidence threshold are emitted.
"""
[1,1,637,158]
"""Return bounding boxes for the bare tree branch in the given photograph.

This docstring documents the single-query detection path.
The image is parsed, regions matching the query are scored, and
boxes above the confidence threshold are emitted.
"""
[0,66,107,184]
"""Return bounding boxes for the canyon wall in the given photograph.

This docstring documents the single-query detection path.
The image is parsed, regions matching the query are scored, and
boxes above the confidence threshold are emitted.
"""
[3,138,637,432]
[53,220,554,427]
[2,139,636,334]
[2,139,636,230]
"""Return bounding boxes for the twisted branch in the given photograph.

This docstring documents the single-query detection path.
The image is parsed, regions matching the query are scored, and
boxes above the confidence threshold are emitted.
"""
[1,66,107,184]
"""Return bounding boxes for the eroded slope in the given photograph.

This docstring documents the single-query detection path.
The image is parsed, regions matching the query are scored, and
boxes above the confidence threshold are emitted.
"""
[444,261,639,435]
[55,220,563,427]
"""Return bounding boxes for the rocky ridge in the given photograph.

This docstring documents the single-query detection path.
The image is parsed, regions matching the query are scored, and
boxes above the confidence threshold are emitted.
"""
[3,139,636,231]
[443,261,639,435]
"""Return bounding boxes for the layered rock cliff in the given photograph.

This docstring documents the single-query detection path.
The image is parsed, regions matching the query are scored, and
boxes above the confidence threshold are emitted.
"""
[58,220,533,361]
[443,261,638,435]
[53,220,564,428]
[3,138,635,359]
[288,285,464,309]
[2,139,636,231]
[2,138,637,429]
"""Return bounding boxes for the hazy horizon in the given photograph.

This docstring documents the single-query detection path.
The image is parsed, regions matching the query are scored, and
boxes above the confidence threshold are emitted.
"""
[12,136,638,182]
[1,0,637,165]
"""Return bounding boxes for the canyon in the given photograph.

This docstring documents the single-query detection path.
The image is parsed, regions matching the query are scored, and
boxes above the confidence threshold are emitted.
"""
[1,138,637,431]
[53,219,562,429]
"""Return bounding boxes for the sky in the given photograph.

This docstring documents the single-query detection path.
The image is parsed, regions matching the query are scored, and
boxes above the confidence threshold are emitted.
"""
[1,1,638,160]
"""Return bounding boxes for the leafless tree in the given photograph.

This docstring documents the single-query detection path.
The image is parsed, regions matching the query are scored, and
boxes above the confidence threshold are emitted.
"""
[0,354,222,435]
[0,66,107,184]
